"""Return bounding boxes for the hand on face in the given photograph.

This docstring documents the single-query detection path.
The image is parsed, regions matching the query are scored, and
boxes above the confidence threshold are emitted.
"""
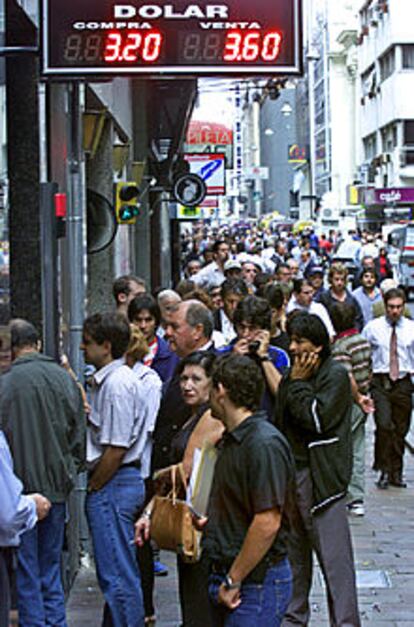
[290,351,320,380]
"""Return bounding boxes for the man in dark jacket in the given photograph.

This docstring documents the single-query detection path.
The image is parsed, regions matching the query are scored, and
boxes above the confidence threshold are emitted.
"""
[151,299,215,472]
[274,312,360,627]
[0,319,85,627]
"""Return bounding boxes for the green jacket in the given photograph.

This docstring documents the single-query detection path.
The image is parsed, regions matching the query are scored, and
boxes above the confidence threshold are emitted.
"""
[0,352,85,502]
[275,356,352,514]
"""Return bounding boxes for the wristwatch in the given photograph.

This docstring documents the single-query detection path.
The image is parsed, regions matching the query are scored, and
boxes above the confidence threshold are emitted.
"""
[259,355,271,362]
[223,574,241,590]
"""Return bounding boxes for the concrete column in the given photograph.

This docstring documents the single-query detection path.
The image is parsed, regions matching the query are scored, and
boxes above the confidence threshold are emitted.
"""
[6,0,41,328]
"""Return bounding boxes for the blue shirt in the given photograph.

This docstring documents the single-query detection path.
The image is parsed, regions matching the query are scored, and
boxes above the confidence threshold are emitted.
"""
[217,344,289,419]
[351,286,382,328]
[0,431,37,547]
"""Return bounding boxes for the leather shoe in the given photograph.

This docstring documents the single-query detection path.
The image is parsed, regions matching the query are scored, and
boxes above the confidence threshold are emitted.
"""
[389,474,407,488]
[376,472,389,489]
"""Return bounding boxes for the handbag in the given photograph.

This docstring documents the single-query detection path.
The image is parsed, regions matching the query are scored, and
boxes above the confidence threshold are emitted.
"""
[150,463,201,563]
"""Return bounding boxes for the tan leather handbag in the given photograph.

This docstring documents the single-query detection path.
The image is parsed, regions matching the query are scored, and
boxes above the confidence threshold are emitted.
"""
[150,463,201,563]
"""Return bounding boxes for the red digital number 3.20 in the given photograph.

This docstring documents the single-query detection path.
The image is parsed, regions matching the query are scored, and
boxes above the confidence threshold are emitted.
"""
[104,31,162,63]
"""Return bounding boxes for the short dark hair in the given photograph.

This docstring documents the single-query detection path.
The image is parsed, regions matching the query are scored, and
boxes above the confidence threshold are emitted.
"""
[264,283,285,310]
[112,275,146,303]
[287,312,330,360]
[177,350,216,377]
[175,279,196,298]
[212,239,228,254]
[212,353,264,411]
[10,319,39,350]
[233,296,272,331]
[292,278,311,295]
[128,294,161,327]
[361,267,377,280]
[254,272,273,295]
[277,263,291,274]
[83,312,130,359]
[185,300,214,339]
[221,278,249,299]
[330,302,357,334]
[383,287,406,304]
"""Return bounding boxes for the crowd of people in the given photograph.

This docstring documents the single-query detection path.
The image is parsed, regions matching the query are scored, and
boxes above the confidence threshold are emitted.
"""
[1,220,414,627]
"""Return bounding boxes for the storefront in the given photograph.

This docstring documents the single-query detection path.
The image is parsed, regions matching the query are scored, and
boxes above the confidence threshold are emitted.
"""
[360,187,414,230]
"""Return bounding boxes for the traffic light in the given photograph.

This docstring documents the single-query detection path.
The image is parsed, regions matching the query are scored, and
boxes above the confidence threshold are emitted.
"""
[114,182,140,224]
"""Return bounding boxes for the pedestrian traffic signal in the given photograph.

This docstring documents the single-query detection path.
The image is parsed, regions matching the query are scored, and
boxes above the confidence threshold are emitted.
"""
[114,182,140,224]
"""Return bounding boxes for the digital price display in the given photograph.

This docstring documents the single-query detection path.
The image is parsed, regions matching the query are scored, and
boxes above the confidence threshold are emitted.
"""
[41,0,302,76]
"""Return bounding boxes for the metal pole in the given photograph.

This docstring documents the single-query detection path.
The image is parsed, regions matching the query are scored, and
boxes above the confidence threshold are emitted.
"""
[66,82,86,376]
[66,82,89,563]
[307,0,317,221]
[38,83,60,360]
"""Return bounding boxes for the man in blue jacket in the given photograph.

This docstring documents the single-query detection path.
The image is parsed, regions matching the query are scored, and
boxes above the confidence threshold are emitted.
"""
[0,431,50,627]
[217,295,289,419]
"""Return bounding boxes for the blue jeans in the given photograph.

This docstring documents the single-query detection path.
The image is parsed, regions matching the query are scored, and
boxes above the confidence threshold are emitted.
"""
[17,502,67,627]
[208,557,292,627]
[86,467,145,627]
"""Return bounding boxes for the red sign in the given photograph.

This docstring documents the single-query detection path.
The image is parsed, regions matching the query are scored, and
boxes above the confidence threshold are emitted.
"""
[187,121,233,146]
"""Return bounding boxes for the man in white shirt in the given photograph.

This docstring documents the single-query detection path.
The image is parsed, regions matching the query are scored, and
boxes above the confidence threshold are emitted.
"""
[81,312,148,627]
[192,240,229,289]
[213,279,249,345]
[362,288,414,489]
[286,278,335,339]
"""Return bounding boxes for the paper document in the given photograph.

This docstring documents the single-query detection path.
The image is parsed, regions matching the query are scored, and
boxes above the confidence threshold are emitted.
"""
[187,442,218,517]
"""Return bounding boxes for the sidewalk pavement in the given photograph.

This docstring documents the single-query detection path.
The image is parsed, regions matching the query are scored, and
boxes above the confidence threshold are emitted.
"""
[67,417,414,625]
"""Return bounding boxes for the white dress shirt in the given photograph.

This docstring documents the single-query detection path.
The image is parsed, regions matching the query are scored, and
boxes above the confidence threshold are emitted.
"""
[362,315,414,376]
[192,261,225,288]
[286,298,335,338]
[87,358,151,467]
[132,362,162,479]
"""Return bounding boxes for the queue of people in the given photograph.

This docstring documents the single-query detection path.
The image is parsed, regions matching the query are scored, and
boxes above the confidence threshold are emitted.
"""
[0,221,413,627]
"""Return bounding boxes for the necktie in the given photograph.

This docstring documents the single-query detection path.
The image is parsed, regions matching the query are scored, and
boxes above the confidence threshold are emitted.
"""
[389,324,399,382]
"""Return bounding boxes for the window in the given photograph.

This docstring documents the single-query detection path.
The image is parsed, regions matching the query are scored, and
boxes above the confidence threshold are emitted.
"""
[402,45,414,69]
[402,121,414,166]
[381,123,398,152]
[404,121,414,145]
[363,133,377,161]
[361,64,376,98]
[379,47,395,82]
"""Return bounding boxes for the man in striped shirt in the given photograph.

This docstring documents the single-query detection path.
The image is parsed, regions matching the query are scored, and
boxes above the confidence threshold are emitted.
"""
[331,302,373,516]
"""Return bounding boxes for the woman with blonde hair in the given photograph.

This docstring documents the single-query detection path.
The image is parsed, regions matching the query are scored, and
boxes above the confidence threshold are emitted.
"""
[126,325,163,627]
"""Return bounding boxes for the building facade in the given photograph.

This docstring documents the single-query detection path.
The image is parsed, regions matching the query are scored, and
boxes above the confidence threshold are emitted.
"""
[358,0,414,223]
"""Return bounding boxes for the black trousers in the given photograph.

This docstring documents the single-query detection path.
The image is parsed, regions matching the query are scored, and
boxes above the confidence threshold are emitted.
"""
[177,553,213,627]
[371,374,413,476]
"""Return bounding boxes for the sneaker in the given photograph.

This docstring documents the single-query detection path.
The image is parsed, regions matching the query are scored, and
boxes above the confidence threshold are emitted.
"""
[153,560,169,577]
[347,501,365,517]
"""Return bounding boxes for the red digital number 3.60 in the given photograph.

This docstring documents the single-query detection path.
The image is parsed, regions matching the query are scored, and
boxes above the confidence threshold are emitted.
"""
[223,31,282,62]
